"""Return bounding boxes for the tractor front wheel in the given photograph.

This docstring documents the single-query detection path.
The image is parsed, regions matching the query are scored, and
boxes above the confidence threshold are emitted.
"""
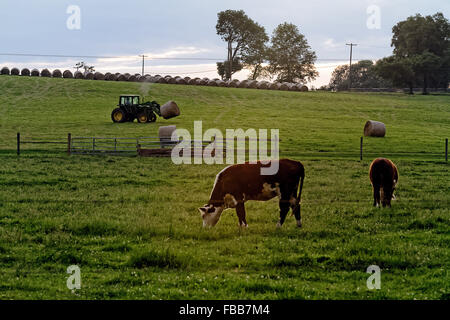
[137,112,149,123]
[148,112,157,123]
[111,108,127,123]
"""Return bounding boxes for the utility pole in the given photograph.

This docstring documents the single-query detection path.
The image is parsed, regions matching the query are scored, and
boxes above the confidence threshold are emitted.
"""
[139,55,148,76]
[346,43,357,89]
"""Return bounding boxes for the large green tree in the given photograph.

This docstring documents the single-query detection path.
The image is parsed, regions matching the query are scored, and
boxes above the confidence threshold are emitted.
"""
[329,60,391,90]
[267,22,317,83]
[377,12,450,94]
[216,10,268,80]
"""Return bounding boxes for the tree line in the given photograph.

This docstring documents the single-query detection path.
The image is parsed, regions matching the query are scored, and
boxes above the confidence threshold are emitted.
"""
[327,12,449,94]
[215,10,317,84]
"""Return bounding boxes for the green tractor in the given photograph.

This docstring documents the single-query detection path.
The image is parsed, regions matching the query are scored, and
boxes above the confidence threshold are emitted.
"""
[111,95,161,123]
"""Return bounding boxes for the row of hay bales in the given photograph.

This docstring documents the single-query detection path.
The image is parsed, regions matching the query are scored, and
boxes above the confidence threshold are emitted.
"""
[0,66,308,91]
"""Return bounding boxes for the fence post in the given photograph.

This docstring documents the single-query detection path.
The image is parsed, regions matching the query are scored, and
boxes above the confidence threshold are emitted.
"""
[67,133,71,156]
[446,138,448,162]
[360,137,363,161]
[17,132,20,156]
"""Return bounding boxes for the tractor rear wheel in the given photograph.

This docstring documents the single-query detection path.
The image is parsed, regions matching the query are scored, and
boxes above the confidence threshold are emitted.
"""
[148,112,157,123]
[137,112,149,123]
[111,108,127,123]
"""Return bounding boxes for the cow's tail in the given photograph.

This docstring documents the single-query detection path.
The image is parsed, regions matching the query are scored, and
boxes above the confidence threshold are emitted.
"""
[297,171,305,204]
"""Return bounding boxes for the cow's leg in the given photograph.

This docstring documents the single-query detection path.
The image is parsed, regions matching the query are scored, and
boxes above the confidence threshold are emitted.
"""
[236,202,248,227]
[291,198,302,228]
[277,198,290,228]
[373,184,380,207]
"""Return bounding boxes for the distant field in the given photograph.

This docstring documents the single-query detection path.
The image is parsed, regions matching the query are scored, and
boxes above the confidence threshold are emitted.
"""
[0,76,449,299]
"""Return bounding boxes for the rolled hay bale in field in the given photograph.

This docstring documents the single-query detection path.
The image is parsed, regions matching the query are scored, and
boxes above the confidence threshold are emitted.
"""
[160,101,180,119]
[41,69,51,77]
[31,69,40,76]
[364,120,386,137]
[10,67,20,75]
[115,72,121,76]
[216,79,226,87]
[137,75,147,82]
[106,73,116,81]
[166,77,177,84]
[116,73,126,81]
[124,73,131,79]
[207,79,218,86]
[257,81,269,89]
[228,80,240,88]
[187,78,197,85]
[21,68,31,76]
[247,80,258,89]
[268,82,280,90]
[64,70,74,78]
[279,82,290,91]
[184,77,191,83]
[74,71,84,79]
[84,72,94,80]
[288,83,298,91]
[1,67,10,75]
[176,77,186,85]
[127,75,137,82]
[158,125,178,148]
[238,80,249,88]
[94,72,105,80]
[157,77,168,84]
[51,69,62,78]
[200,78,209,85]
[300,85,308,92]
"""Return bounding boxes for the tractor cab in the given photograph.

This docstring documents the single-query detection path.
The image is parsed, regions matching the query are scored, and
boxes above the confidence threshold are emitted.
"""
[119,95,140,107]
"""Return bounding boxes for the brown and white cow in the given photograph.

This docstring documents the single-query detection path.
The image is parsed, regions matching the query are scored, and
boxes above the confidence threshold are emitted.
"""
[369,158,398,207]
[199,159,305,228]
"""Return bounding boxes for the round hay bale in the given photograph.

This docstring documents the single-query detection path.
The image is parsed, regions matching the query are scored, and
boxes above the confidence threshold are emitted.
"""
[63,70,74,79]
[137,75,147,82]
[269,82,280,90]
[84,72,94,80]
[216,80,226,87]
[228,80,240,88]
[207,79,218,86]
[199,78,208,85]
[238,80,249,88]
[157,77,168,84]
[288,83,298,91]
[128,75,137,82]
[116,74,126,81]
[160,101,180,119]
[247,80,258,89]
[257,81,269,90]
[1,67,10,75]
[175,78,186,85]
[158,125,178,147]
[300,85,308,92]
[31,69,40,77]
[187,78,197,85]
[279,83,290,91]
[41,69,51,77]
[184,77,191,82]
[74,71,84,79]
[52,69,62,78]
[94,72,105,80]
[124,73,131,79]
[364,121,386,137]
[166,77,177,84]
[21,68,30,76]
[10,68,20,76]
[115,72,121,76]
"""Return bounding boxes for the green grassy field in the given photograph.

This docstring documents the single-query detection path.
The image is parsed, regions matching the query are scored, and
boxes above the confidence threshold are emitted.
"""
[0,76,449,299]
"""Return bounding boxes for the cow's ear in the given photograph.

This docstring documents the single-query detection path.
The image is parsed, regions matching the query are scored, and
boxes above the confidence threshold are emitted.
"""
[198,206,207,213]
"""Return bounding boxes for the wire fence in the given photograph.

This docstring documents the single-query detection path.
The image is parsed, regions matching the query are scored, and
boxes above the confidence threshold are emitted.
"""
[14,133,449,162]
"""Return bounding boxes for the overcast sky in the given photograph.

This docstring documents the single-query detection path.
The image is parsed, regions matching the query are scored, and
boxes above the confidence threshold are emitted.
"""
[0,0,448,86]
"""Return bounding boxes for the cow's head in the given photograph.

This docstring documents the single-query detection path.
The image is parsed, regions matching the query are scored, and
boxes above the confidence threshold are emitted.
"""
[198,204,224,227]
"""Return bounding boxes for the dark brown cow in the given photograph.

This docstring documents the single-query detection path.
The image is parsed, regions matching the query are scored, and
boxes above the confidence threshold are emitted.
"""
[369,158,399,207]
[199,159,305,228]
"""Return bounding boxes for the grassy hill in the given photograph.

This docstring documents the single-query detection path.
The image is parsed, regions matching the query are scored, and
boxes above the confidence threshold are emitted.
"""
[0,76,449,299]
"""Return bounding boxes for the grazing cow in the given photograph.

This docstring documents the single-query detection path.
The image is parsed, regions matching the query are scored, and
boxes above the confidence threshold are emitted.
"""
[369,158,398,207]
[199,159,305,228]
